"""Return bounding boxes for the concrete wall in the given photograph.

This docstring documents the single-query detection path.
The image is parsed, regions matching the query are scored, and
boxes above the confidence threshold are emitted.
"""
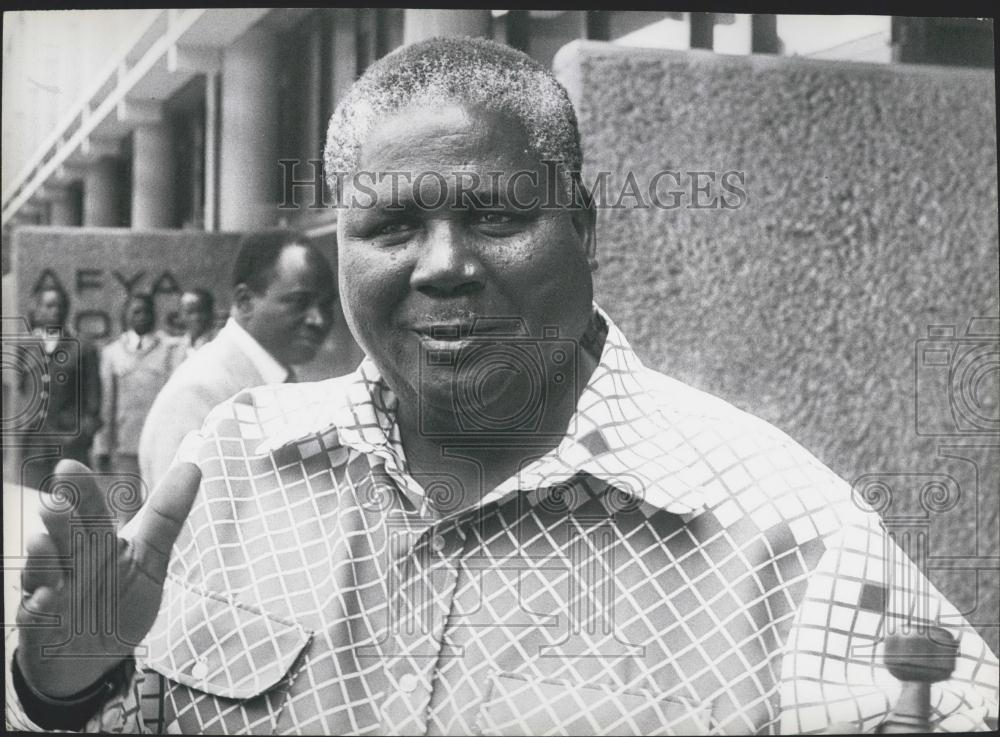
[556,42,999,651]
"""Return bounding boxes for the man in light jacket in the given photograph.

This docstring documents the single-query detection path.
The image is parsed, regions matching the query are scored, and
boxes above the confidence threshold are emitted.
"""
[137,230,336,489]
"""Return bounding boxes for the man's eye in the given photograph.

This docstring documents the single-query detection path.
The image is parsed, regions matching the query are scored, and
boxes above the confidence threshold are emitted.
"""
[477,211,513,225]
[376,222,416,237]
[475,210,532,237]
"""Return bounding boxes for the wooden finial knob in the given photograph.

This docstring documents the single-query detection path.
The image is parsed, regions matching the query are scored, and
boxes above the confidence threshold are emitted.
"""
[877,627,958,733]
[883,626,958,683]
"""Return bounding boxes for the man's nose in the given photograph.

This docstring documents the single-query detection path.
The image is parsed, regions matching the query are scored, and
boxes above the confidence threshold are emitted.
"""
[303,302,332,331]
[411,221,486,298]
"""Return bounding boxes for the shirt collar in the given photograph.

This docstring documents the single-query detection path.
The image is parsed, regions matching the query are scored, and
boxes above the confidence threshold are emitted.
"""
[222,317,289,385]
[187,331,212,350]
[256,305,706,517]
[32,326,62,353]
[126,330,159,351]
[480,306,706,515]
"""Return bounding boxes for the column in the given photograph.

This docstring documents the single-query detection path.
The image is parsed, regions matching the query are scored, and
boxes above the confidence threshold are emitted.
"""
[83,156,122,227]
[689,13,715,50]
[131,122,176,229]
[302,26,324,168]
[204,71,219,232]
[49,185,82,226]
[584,11,610,42]
[751,14,779,54]
[219,22,280,231]
[402,10,491,45]
[328,8,357,113]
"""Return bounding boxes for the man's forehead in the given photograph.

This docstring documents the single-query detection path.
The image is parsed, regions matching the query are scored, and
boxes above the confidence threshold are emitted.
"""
[356,102,535,171]
[270,245,333,290]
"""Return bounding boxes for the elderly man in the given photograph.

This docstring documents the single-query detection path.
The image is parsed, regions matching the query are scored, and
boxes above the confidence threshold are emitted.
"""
[137,230,336,489]
[8,38,998,735]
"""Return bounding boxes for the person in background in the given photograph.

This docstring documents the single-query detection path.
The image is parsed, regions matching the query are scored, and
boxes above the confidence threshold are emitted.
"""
[92,293,184,498]
[137,230,336,489]
[15,286,102,490]
[178,288,216,353]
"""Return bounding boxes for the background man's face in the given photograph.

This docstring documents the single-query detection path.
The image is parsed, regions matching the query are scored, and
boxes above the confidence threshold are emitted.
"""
[125,299,154,335]
[180,293,213,339]
[337,103,594,422]
[33,289,68,329]
[240,244,336,366]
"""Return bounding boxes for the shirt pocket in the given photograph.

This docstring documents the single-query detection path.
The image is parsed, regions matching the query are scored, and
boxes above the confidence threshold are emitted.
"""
[142,577,313,700]
[474,672,712,736]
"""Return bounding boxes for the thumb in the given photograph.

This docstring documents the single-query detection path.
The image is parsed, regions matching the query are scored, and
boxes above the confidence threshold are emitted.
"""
[131,462,202,581]
[37,459,110,560]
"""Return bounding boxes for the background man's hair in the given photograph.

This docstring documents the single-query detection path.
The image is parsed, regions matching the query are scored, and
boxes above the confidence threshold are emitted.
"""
[125,292,154,310]
[184,287,215,314]
[232,229,308,293]
[323,36,582,204]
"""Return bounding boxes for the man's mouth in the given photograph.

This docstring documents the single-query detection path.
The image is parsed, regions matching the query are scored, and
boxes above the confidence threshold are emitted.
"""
[411,316,527,341]
[295,331,324,345]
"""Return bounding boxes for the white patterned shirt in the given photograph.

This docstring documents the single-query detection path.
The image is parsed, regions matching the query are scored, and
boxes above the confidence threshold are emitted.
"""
[6,306,998,734]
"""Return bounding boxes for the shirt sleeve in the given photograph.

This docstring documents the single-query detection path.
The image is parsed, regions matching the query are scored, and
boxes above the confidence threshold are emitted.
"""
[778,509,999,734]
[4,629,150,733]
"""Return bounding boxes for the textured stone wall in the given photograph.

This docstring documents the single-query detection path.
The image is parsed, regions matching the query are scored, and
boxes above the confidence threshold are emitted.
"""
[556,42,998,651]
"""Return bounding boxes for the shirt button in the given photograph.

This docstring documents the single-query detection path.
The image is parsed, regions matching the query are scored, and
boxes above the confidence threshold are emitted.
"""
[430,534,446,552]
[398,673,419,693]
[191,658,208,680]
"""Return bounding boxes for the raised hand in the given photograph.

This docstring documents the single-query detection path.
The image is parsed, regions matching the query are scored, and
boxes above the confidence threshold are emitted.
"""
[15,458,201,698]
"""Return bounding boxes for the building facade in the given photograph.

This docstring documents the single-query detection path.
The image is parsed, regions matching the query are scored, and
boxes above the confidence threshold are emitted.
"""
[5,9,989,241]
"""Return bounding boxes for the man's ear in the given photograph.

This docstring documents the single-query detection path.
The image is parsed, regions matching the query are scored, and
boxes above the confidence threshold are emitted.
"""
[232,283,255,317]
[570,180,598,273]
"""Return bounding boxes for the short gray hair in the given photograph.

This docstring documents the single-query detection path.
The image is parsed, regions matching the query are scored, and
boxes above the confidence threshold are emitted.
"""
[323,36,582,204]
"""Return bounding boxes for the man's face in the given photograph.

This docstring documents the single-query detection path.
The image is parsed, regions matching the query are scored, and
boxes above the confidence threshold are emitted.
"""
[180,293,213,339]
[337,103,595,427]
[33,290,68,330]
[125,299,154,335]
[239,244,336,366]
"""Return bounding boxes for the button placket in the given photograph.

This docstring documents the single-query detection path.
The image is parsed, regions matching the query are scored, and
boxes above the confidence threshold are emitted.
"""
[379,523,463,735]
